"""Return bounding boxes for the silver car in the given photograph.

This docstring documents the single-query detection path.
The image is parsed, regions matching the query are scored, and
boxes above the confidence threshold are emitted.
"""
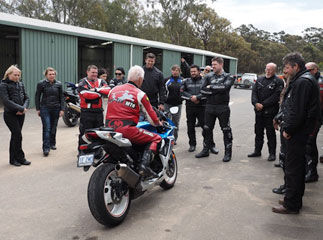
[234,73,257,88]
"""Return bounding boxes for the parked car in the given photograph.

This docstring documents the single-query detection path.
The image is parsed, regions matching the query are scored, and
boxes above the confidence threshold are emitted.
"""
[233,73,242,82]
[234,73,257,88]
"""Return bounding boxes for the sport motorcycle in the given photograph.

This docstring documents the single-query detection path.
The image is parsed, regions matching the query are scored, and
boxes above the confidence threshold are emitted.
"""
[77,107,179,226]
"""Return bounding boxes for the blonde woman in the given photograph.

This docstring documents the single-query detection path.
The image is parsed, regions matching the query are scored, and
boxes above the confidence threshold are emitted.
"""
[35,67,64,156]
[0,65,30,166]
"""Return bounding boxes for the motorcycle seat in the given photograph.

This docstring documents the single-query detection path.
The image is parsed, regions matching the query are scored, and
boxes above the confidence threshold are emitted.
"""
[99,127,115,132]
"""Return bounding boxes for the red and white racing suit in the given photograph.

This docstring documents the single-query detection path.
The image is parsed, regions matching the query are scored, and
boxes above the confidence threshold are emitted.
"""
[78,78,110,148]
[105,81,161,152]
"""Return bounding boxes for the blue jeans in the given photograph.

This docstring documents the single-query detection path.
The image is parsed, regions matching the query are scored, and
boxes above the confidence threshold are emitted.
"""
[40,106,60,151]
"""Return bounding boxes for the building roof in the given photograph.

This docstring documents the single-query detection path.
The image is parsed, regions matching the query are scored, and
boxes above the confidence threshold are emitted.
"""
[0,12,237,60]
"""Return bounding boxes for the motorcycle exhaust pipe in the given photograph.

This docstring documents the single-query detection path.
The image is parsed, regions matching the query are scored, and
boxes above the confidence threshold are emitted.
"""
[67,102,81,113]
[115,163,140,188]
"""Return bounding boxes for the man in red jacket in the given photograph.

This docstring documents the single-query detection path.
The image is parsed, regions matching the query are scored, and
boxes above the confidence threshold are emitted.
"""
[78,65,110,150]
[105,65,162,176]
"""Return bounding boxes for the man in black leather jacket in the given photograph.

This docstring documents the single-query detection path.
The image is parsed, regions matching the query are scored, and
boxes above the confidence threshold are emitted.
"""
[272,52,321,214]
[140,53,166,110]
[180,64,216,154]
[199,57,233,161]
[248,63,284,161]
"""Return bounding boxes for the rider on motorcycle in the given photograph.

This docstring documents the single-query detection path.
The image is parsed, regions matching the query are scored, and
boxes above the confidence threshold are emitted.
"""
[105,65,163,177]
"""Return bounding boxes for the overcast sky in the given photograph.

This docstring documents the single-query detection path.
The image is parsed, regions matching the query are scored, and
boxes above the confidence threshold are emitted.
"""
[211,0,323,35]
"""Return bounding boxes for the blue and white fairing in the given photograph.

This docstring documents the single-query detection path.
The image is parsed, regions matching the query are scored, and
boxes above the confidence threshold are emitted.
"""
[136,119,176,140]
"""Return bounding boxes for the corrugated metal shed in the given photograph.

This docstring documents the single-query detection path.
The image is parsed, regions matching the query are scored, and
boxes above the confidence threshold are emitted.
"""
[0,12,238,108]
[162,50,181,77]
[20,28,77,107]
[0,12,237,61]
[113,42,130,75]
[193,55,203,66]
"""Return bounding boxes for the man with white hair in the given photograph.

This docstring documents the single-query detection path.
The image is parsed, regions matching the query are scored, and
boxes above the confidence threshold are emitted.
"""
[105,65,162,176]
[248,63,284,161]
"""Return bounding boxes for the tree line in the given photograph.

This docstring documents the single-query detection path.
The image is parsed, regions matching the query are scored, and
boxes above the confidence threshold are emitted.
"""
[1,0,323,74]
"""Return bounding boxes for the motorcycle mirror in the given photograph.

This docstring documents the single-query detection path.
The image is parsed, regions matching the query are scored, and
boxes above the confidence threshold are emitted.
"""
[169,106,179,114]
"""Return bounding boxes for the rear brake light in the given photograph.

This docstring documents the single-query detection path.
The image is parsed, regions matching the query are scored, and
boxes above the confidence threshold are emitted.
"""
[85,132,98,139]
[79,145,88,150]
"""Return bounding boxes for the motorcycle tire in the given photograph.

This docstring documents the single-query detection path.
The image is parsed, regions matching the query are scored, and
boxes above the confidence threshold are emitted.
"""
[160,151,178,190]
[87,163,131,227]
[62,104,79,127]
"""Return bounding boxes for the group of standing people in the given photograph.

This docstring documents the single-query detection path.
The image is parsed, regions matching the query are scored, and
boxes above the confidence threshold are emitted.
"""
[0,65,66,165]
[0,54,237,168]
[1,52,322,214]
[245,53,322,214]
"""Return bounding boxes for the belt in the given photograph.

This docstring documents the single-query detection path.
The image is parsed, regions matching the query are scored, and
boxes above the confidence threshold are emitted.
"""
[106,119,137,128]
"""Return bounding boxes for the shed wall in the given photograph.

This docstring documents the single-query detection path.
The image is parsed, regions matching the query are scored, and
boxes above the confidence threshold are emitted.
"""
[193,54,203,67]
[229,59,238,75]
[132,45,143,67]
[162,50,181,77]
[113,42,130,76]
[21,28,77,107]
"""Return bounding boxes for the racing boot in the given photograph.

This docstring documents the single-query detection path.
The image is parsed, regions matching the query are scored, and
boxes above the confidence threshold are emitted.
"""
[305,157,319,183]
[195,147,209,158]
[223,129,233,162]
[139,150,158,177]
[222,145,232,162]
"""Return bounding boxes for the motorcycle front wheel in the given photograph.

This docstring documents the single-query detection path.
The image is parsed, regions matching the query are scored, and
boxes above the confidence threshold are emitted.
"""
[160,151,178,190]
[87,163,131,227]
[62,104,79,127]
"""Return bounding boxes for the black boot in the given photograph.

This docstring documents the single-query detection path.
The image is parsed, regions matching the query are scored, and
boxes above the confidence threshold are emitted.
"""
[272,184,286,194]
[268,154,276,161]
[222,147,232,162]
[305,169,319,183]
[195,147,209,158]
[139,150,158,177]
[210,146,219,154]
[248,151,261,157]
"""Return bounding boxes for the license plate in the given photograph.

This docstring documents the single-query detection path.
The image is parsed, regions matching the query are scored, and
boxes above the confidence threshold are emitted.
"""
[78,154,94,167]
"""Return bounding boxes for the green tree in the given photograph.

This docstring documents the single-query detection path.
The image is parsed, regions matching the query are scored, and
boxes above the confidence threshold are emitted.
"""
[102,0,140,36]
[191,7,231,50]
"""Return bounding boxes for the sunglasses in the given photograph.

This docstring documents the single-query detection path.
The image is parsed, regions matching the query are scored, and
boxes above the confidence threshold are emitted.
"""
[115,73,123,76]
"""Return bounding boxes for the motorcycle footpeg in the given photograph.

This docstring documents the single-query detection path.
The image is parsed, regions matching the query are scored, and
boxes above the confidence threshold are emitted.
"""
[139,165,158,178]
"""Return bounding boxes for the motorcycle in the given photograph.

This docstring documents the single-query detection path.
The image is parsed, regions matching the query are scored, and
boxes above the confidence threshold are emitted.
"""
[77,107,179,227]
[62,82,80,127]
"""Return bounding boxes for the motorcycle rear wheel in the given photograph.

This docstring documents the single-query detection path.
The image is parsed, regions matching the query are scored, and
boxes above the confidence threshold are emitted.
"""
[62,104,79,127]
[160,151,178,190]
[87,163,131,227]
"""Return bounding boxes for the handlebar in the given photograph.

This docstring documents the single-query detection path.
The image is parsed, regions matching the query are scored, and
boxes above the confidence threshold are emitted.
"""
[65,82,78,89]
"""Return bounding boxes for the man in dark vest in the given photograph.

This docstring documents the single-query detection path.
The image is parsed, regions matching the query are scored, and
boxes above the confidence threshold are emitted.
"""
[248,63,284,161]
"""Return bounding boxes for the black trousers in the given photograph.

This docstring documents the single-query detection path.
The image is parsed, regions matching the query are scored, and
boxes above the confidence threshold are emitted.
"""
[254,114,276,154]
[305,121,320,176]
[284,132,308,211]
[3,112,26,164]
[279,128,286,185]
[186,105,207,147]
[79,111,104,148]
[204,105,232,150]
